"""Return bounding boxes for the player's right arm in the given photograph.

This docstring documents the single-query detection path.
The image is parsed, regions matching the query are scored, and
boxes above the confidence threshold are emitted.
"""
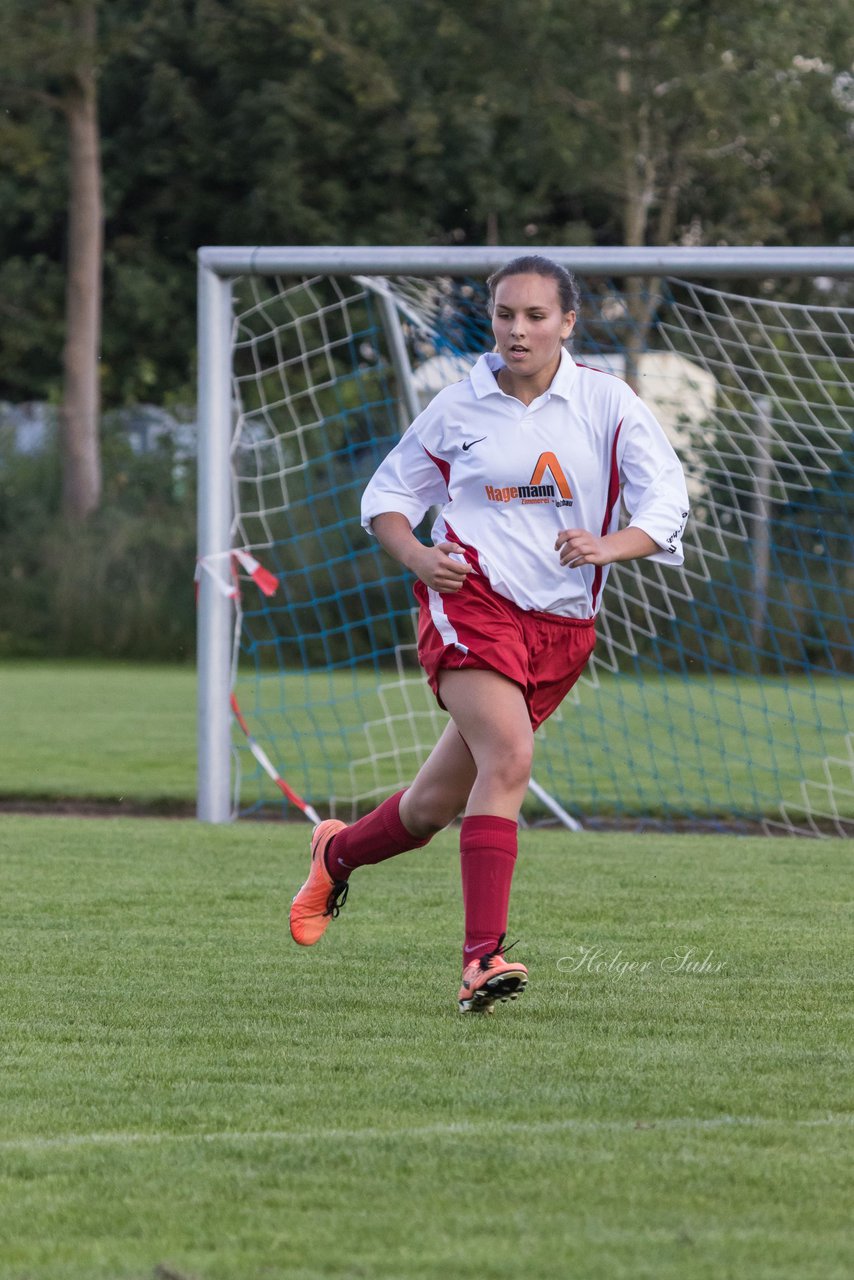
[362,396,471,593]
[371,512,471,593]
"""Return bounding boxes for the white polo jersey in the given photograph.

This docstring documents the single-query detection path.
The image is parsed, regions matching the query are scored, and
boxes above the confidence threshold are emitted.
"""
[361,349,689,619]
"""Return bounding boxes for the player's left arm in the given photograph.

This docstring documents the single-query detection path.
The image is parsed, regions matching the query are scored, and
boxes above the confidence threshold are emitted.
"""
[556,394,689,569]
[555,525,657,568]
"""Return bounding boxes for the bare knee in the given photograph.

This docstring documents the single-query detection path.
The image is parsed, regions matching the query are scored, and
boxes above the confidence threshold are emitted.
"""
[484,737,533,792]
[400,781,468,839]
[410,811,455,840]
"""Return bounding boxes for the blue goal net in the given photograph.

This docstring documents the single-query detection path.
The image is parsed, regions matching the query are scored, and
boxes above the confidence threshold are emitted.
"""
[223,269,853,835]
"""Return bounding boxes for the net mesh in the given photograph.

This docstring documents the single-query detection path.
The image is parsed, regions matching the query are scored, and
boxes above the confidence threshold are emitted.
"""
[224,270,853,836]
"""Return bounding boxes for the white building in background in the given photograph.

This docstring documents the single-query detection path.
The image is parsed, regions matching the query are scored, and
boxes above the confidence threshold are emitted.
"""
[410,348,716,499]
[0,401,55,454]
[410,353,477,409]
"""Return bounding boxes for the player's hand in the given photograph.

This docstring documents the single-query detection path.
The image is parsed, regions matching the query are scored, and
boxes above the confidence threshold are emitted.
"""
[555,528,611,568]
[412,541,472,593]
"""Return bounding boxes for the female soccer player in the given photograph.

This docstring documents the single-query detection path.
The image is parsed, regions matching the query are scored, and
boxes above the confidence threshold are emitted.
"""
[290,255,689,1013]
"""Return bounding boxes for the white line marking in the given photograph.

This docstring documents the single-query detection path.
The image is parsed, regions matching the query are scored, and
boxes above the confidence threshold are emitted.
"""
[1,1114,850,1154]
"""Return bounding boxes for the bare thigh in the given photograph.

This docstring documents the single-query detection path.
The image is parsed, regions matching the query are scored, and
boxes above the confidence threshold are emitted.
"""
[399,721,478,838]
[438,668,534,821]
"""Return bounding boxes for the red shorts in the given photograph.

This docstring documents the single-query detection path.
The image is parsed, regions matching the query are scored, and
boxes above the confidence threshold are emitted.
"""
[414,573,596,731]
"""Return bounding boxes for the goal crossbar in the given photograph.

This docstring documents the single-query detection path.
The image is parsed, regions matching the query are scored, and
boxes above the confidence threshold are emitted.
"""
[199,244,854,279]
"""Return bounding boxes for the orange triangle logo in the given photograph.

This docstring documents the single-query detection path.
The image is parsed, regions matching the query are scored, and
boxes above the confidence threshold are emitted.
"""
[530,452,573,500]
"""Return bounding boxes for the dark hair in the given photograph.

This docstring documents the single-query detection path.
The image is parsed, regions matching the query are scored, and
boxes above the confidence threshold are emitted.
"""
[487,255,580,315]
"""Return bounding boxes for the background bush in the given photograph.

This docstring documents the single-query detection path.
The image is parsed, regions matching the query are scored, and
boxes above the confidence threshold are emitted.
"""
[0,424,196,661]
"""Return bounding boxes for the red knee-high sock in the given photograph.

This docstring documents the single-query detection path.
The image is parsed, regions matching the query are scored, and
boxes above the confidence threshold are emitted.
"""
[460,815,518,968]
[325,790,430,881]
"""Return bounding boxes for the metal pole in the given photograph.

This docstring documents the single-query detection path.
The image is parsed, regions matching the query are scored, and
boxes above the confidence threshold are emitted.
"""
[527,777,584,831]
[751,395,773,658]
[376,290,422,428]
[377,278,581,834]
[199,244,854,279]
[196,262,234,822]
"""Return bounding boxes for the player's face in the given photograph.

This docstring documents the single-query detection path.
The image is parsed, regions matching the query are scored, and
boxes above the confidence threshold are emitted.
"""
[491,274,576,391]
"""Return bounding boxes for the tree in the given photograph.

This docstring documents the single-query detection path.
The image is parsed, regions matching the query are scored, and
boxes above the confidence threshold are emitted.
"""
[1,0,852,423]
[0,0,104,521]
[60,1,103,521]
[526,0,854,382]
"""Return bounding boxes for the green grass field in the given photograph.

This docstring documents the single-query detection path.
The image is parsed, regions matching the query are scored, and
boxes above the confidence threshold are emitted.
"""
[0,662,197,807]
[1,816,851,1279]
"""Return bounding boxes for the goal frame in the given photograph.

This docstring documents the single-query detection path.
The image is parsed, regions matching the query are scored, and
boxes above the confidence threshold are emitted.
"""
[196,244,854,823]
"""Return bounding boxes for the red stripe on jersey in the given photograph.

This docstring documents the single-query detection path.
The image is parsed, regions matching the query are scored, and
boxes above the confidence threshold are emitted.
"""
[423,445,451,493]
[590,419,623,614]
[443,519,484,576]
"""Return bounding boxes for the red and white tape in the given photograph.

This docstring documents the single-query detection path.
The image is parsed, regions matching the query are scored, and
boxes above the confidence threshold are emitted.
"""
[230,693,321,826]
[195,549,279,599]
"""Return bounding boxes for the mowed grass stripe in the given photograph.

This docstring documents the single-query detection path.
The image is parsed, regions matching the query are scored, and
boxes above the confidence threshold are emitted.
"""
[2,1110,851,1154]
[0,816,851,1279]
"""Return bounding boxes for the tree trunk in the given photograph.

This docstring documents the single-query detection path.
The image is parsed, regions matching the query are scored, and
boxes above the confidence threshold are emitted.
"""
[617,52,653,392]
[622,274,662,394]
[59,1,103,522]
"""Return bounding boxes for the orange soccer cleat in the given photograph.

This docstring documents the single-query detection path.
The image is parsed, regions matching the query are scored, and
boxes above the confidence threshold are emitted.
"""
[289,819,350,946]
[458,934,528,1014]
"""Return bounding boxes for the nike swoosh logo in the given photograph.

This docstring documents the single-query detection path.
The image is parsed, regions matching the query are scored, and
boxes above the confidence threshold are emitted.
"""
[461,437,486,452]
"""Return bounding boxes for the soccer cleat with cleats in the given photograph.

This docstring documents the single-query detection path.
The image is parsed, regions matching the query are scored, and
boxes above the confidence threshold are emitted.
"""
[458,933,528,1014]
[289,819,350,946]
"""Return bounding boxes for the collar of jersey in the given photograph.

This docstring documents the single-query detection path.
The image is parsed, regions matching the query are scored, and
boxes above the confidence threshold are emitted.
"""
[470,347,579,401]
